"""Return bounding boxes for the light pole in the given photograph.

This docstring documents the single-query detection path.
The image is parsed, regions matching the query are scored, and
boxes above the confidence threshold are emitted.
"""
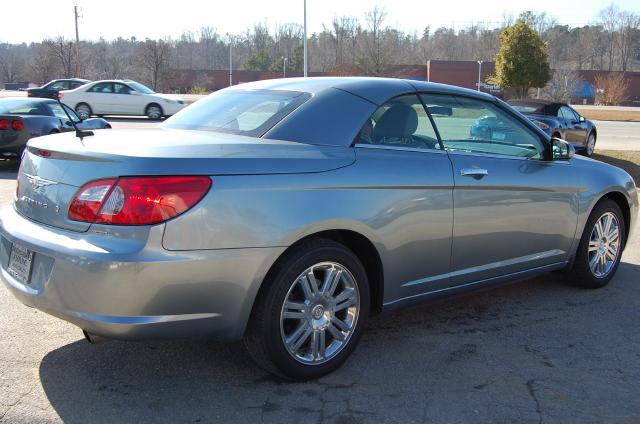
[228,36,234,86]
[282,56,288,78]
[303,0,308,77]
[477,60,483,92]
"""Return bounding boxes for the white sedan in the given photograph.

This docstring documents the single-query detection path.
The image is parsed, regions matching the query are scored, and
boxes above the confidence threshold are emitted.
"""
[60,79,187,120]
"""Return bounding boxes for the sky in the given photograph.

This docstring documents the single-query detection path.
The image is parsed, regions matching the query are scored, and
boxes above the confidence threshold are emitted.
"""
[1,0,639,44]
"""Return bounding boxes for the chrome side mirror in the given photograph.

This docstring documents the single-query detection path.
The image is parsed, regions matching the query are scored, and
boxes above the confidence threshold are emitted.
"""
[551,138,575,160]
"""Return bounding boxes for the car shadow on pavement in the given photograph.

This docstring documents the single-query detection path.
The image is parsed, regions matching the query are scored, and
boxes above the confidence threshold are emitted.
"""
[38,262,640,423]
[0,160,19,179]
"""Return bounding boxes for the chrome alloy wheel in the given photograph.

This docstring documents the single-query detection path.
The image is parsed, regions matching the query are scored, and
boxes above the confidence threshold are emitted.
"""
[280,262,360,365]
[588,212,620,278]
[586,133,596,156]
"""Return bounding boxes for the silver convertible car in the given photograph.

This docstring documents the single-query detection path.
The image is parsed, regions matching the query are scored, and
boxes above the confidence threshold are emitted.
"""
[1,78,637,380]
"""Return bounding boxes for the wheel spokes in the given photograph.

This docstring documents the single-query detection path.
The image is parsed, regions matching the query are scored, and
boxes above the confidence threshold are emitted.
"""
[280,262,360,364]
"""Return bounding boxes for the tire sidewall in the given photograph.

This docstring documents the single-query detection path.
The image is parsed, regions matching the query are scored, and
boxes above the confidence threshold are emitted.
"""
[573,200,625,288]
[262,244,370,380]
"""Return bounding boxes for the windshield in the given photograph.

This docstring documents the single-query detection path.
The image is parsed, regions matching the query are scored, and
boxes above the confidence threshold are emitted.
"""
[163,89,310,137]
[127,81,155,94]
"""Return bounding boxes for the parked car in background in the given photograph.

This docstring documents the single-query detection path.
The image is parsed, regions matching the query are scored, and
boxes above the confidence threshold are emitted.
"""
[1,78,636,380]
[60,79,187,120]
[0,97,110,159]
[508,100,597,156]
[27,78,91,99]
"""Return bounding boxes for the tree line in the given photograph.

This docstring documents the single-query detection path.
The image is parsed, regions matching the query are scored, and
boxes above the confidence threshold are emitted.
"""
[0,3,638,92]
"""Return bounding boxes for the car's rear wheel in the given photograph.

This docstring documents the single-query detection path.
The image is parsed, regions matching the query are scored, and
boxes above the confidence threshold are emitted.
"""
[145,104,163,120]
[75,103,92,120]
[569,199,625,289]
[584,132,596,157]
[244,238,369,380]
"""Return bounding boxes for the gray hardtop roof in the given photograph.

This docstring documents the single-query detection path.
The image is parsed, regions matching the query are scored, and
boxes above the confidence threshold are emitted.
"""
[230,77,496,105]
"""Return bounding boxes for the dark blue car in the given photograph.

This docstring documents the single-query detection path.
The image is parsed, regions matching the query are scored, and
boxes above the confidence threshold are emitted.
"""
[507,100,597,157]
[27,78,91,100]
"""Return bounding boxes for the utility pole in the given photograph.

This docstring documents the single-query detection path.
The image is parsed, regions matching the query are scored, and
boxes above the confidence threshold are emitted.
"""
[282,57,288,78]
[476,60,483,92]
[303,0,308,77]
[74,4,80,76]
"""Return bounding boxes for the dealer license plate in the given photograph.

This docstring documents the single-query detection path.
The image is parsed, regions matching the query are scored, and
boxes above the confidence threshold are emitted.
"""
[7,243,33,284]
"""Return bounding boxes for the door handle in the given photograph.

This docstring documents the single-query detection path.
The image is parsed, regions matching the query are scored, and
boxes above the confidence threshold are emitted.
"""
[460,168,489,178]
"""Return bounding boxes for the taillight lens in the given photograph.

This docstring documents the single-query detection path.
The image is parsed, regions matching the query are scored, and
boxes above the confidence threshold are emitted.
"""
[11,120,24,131]
[69,176,212,225]
[0,119,8,130]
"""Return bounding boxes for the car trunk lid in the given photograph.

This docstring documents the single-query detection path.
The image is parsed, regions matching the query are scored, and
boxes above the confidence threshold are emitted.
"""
[16,128,355,232]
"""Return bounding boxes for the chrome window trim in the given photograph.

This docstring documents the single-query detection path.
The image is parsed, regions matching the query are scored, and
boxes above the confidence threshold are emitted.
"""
[445,148,571,164]
[354,143,446,154]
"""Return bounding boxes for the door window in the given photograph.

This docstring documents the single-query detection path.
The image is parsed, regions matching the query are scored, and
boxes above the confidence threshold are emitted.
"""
[88,83,113,93]
[559,106,577,122]
[421,94,544,159]
[356,94,441,150]
[48,81,69,90]
[114,83,132,94]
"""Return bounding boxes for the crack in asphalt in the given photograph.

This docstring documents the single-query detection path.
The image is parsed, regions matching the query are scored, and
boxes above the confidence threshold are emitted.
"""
[525,379,543,424]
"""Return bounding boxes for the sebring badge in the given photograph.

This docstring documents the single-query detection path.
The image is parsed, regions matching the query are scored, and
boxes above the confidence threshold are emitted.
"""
[23,173,57,190]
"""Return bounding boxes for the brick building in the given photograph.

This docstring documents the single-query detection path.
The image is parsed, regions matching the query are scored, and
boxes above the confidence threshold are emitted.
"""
[165,61,640,106]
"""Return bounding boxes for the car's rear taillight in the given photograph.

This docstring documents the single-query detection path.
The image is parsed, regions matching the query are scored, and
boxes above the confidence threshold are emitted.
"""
[11,119,24,131]
[69,176,212,225]
[0,119,8,130]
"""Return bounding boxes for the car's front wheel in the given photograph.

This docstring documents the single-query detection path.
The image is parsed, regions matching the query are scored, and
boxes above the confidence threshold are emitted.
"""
[245,238,370,380]
[584,132,596,157]
[569,199,625,289]
[145,104,163,120]
[75,103,92,120]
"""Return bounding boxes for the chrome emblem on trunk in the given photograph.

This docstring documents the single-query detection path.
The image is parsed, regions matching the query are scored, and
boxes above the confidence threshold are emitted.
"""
[24,173,57,190]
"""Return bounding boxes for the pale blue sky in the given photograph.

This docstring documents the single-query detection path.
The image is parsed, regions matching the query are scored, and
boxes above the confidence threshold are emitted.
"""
[1,0,639,43]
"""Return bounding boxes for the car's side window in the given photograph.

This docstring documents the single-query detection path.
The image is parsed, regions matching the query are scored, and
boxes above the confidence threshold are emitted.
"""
[114,83,131,94]
[356,94,441,150]
[88,83,113,93]
[49,81,68,90]
[421,94,545,159]
[560,106,578,122]
[559,106,576,122]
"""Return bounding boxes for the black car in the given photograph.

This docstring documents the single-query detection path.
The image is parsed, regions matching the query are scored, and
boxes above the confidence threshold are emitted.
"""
[508,100,597,156]
[27,78,91,100]
[0,98,110,160]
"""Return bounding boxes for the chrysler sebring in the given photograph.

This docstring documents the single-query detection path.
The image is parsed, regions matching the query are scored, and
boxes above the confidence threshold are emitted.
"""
[1,78,637,380]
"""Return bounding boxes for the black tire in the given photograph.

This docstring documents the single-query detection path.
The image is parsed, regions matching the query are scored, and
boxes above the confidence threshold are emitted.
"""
[569,199,626,289]
[145,103,163,120]
[583,131,596,157]
[75,103,92,120]
[244,238,370,380]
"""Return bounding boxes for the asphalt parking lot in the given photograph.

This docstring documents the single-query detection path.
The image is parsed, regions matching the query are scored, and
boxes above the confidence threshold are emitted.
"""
[0,158,639,423]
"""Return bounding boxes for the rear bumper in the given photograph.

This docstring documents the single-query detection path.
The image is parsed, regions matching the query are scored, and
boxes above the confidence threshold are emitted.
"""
[0,205,284,341]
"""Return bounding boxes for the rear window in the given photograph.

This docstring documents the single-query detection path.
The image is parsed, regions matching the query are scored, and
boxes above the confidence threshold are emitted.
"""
[0,100,48,115]
[163,89,311,137]
[509,103,544,114]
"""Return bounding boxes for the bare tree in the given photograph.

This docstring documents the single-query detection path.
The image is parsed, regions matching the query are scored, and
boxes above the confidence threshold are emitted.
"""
[358,6,390,75]
[46,37,76,78]
[136,39,171,90]
[594,73,630,105]
[541,69,583,102]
